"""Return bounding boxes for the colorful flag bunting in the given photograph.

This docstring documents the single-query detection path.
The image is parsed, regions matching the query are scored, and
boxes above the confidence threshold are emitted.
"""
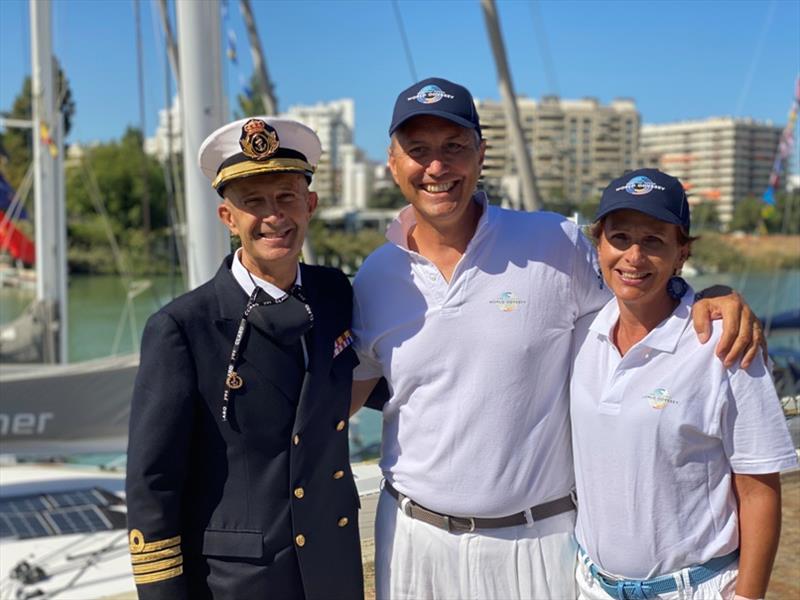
[763,76,799,204]
[39,121,58,157]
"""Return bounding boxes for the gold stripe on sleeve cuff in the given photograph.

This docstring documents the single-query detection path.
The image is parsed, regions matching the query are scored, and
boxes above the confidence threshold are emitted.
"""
[134,564,183,585]
[132,556,183,575]
[129,531,181,554]
[130,545,182,564]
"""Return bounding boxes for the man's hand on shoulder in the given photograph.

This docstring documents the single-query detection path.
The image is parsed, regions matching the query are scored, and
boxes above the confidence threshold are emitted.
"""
[691,285,765,369]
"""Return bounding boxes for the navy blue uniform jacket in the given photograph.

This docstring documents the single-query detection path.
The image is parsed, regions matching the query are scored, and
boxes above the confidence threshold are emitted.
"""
[125,256,363,599]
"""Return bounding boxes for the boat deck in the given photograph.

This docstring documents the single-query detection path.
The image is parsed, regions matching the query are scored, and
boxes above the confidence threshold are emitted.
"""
[3,465,797,600]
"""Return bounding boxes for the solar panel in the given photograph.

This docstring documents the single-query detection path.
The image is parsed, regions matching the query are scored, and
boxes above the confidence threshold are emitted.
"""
[0,512,50,538]
[0,487,125,540]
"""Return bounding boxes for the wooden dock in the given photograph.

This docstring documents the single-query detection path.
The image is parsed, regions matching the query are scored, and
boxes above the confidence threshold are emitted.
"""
[105,471,798,600]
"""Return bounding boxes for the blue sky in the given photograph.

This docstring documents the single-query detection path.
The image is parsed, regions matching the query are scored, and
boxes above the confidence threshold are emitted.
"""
[1,0,798,162]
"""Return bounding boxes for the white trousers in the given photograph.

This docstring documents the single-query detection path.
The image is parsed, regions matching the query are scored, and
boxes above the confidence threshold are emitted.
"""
[576,554,739,600]
[374,489,578,600]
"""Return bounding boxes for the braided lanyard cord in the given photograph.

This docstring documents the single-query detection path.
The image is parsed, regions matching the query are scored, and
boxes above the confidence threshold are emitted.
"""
[221,287,294,422]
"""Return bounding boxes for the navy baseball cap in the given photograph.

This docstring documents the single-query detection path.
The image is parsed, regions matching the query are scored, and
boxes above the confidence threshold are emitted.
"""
[596,168,691,232]
[389,77,482,138]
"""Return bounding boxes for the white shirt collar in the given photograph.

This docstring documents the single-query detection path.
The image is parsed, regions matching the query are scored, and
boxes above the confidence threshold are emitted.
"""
[385,190,491,250]
[231,249,302,299]
[588,285,695,354]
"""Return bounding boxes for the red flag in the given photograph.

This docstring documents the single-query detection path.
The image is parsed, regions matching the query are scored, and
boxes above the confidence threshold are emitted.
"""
[0,209,35,265]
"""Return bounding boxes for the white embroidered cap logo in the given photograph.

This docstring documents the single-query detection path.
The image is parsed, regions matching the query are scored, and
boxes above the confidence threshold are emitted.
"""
[408,84,454,104]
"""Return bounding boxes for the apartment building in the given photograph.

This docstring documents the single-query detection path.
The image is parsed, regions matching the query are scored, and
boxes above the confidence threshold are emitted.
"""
[282,98,371,209]
[475,96,639,207]
[640,117,782,225]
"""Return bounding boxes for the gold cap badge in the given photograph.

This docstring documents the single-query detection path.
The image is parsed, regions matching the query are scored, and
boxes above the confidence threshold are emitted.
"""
[239,118,279,160]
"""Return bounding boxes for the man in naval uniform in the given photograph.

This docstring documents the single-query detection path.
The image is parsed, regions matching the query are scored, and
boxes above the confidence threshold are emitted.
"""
[125,117,363,600]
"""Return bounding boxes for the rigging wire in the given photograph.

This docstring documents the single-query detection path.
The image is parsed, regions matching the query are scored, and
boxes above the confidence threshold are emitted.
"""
[134,0,152,265]
[528,0,559,96]
[734,0,777,116]
[392,0,418,82]
[162,18,187,297]
[150,0,188,294]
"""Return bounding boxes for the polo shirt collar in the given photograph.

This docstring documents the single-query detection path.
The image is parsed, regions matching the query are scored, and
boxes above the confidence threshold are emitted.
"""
[385,190,491,250]
[588,285,695,354]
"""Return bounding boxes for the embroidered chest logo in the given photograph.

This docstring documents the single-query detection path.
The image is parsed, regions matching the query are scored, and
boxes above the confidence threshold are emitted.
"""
[489,292,527,312]
[333,329,353,358]
[645,387,678,410]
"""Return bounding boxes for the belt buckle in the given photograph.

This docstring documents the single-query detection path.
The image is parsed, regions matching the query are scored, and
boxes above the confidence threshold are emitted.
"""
[446,516,476,533]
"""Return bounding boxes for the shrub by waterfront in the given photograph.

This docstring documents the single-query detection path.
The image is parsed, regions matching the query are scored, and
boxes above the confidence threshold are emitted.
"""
[692,233,800,272]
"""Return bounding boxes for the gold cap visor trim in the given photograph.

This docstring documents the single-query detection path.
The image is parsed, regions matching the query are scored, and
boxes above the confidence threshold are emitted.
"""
[134,564,183,585]
[129,532,181,554]
[213,158,315,189]
[130,545,182,564]
[132,556,183,575]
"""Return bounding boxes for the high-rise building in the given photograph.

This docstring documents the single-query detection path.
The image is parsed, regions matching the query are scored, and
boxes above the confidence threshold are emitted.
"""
[282,98,371,208]
[475,96,639,207]
[640,117,782,226]
[144,96,182,161]
[145,97,373,209]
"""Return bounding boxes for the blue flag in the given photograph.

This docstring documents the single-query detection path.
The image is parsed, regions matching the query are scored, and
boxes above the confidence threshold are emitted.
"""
[0,173,29,220]
[762,186,776,206]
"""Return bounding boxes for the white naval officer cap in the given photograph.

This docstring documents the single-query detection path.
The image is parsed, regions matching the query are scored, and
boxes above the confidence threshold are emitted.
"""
[198,116,322,193]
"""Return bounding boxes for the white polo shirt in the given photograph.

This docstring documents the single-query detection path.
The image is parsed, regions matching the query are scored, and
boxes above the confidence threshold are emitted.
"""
[570,288,798,579]
[353,192,609,517]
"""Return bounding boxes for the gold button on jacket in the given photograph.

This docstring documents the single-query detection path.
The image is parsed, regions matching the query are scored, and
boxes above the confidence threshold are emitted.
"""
[335,420,345,431]
[337,517,349,528]
[293,487,305,499]
[333,470,344,480]
[295,534,306,547]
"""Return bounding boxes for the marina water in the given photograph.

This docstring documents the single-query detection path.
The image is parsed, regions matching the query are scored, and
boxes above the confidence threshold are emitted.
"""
[1,269,798,461]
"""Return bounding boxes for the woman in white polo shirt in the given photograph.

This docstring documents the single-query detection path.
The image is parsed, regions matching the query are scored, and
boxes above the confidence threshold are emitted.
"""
[569,168,797,600]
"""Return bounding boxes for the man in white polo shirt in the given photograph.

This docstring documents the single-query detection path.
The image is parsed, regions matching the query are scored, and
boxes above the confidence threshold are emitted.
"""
[350,77,763,599]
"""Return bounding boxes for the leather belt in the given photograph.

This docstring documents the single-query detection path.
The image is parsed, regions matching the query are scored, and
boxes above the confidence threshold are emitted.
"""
[383,480,575,533]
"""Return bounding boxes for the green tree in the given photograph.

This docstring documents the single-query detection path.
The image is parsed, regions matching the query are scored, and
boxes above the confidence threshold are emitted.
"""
[690,202,721,232]
[729,196,764,232]
[0,59,76,189]
[65,127,170,274]
[308,220,385,274]
[576,196,601,221]
[765,192,800,235]
[236,72,267,118]
[368,186,407,209]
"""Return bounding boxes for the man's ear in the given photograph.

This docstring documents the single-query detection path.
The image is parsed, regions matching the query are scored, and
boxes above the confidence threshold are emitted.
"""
[387,140,401,186]
[478,139,487,168]
[217,201,238,235]
[307,191,318,216]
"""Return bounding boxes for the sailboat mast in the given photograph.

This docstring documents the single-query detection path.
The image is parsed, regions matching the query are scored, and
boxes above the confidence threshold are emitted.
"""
[176,0,230,289]
[237,0,317,265]
[239,0,277,116]
[30,0,68,363]
[480,0,541,212]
